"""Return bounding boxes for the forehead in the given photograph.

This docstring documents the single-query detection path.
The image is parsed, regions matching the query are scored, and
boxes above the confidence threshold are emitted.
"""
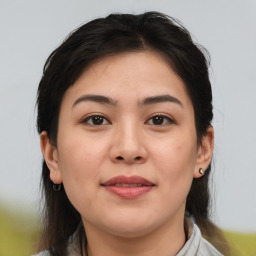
[61,51,192,108]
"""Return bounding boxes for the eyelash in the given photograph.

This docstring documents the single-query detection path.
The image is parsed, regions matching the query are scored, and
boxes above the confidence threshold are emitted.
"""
[145,114,175,126]
[81,114,175,126]
[82,115,111,126]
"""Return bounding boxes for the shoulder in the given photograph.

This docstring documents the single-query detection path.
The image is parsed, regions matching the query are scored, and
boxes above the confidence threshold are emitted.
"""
[176,222,223,256]
[198,237,223,256]
[32,251,50,256]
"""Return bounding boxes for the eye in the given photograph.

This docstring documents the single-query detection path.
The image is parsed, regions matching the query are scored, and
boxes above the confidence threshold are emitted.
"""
[146,115,174,126]
[82,115,110,126]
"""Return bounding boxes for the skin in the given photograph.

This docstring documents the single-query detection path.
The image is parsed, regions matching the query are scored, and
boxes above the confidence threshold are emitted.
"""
[41,51,214,256]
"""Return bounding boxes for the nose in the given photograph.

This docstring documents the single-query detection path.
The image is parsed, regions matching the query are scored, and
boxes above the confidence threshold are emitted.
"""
[109,123,148,165]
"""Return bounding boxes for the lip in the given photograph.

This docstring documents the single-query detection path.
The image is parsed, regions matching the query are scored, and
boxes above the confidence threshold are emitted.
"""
[101,175,155,199]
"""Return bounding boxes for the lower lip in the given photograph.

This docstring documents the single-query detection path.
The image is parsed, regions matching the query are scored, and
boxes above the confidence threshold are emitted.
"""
[103,186,154,199]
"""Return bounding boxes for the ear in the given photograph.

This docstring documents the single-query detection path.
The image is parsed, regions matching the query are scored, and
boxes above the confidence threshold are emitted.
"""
[193,126,214,178]
[40,131,63,184]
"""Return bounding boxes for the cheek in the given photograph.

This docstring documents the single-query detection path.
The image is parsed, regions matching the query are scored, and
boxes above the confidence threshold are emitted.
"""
[150,134,197,193]
[58,132,107,174]
[56,135,108,206]
[152,134,197,168]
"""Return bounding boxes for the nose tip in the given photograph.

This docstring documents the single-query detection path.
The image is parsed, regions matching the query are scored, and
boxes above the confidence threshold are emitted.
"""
[109,123,148,165]
[109,137,148,165]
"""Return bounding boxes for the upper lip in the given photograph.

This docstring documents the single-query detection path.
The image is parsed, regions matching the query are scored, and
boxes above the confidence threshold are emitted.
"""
[101,175,155,186]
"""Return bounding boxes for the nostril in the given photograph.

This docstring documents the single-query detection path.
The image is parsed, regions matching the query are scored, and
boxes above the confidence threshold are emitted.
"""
[114,155,144,162]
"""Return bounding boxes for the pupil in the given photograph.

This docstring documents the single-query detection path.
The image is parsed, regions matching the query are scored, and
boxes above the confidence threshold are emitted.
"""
[153,116,163,125]
[92,116,103,125]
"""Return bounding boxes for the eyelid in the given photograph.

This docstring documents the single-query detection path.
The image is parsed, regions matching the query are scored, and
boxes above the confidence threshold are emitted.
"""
[145,113,175,125]
[81,113,111,125]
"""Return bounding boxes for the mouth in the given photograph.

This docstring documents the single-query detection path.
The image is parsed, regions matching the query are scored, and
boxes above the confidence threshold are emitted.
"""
[101,175,155,199]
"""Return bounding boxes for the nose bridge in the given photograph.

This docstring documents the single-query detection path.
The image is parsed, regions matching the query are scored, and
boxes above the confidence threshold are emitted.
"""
[120,119,141,148]
[110,117,147,163]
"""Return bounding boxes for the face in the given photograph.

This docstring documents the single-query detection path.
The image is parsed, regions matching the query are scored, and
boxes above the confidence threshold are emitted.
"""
[42,51,213,238]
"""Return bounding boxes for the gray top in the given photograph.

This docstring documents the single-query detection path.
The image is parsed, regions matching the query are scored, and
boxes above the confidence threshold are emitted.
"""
[33,223,223,256]
[176,223,223,256]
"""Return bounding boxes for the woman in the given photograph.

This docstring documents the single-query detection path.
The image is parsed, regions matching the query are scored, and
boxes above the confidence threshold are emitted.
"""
[35,12,229,256]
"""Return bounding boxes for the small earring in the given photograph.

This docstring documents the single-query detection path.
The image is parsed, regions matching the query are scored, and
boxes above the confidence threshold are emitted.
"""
[199,168,205,175]
[53,183,62,191]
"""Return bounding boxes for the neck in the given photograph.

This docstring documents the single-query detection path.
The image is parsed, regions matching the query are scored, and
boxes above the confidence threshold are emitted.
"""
[83,215,186,256]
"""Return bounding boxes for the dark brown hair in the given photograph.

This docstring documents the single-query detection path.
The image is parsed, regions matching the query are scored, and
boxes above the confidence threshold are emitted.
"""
[37,11,229,255]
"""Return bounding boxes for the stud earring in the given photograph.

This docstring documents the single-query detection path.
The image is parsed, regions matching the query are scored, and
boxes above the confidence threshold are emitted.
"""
[199,168,205,175]
[53,183,62,191]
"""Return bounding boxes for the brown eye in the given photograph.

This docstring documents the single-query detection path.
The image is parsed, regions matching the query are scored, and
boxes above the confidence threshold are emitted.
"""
[146,115,174,126]
[152,116,164,125]
[83,115,110,125]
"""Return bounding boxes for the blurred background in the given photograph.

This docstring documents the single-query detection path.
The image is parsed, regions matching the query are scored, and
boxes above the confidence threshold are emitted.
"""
[0,0,255,255]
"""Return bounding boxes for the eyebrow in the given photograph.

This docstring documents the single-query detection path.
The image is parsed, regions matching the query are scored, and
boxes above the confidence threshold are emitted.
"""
[72,94,183,108]
[139,94,183,107]
[72,94,117,108]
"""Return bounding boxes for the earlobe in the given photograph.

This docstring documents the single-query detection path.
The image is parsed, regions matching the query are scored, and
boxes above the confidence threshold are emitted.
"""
[40,131,63,184]
[193,127,214,178]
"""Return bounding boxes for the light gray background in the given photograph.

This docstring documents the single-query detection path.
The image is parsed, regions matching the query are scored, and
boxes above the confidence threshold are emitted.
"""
[0,0,255,232]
